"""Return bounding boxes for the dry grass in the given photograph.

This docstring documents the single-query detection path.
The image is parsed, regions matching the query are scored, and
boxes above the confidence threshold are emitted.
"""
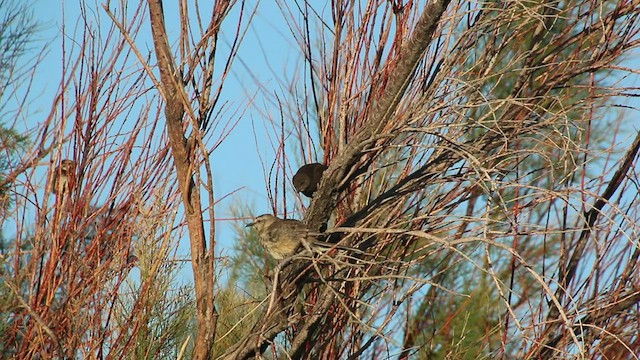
[2,0,640,359]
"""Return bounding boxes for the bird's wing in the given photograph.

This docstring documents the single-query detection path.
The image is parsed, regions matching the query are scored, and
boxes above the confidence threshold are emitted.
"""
[280,219,308,234]
[262,224,284,244]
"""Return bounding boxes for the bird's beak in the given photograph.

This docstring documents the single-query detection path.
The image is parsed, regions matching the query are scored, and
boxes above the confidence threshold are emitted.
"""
[245,222,254,228]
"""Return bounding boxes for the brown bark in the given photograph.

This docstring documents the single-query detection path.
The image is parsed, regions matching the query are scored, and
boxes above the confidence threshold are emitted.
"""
[147,1,218,358]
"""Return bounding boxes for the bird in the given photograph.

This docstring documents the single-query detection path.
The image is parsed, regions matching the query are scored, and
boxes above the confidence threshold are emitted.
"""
[246,214,358,260]
[50,159,76,196]
[292,163,328,197]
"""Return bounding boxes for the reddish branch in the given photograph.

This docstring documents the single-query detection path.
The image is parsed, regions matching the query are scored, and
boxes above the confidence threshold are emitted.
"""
[222,0,452,358]
[305,0,453,231]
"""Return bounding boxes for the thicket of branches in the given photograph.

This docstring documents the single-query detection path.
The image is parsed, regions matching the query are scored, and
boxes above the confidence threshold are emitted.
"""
[1,0,640,359]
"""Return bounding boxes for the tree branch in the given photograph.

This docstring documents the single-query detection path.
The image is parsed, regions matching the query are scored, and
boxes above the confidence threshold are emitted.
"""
[304,0,453,231]
[147,1,218,358]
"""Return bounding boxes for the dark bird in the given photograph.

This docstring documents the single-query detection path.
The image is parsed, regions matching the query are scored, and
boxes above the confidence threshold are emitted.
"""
[246,214,358,260]
[292,163,328,197]
[50,159,76,196]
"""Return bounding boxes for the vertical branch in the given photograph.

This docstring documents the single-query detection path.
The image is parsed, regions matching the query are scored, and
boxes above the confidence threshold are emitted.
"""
[146,1,217,358]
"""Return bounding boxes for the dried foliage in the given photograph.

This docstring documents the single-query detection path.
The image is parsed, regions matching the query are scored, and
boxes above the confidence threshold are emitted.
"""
[1,0,640,359]
[230,0,640,359]
[0,1,209,358]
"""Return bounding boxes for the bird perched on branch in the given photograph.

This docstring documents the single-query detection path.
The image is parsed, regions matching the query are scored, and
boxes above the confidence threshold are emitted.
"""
[50,159,76,196]
[246,214,357,260]
[292,163,328,197]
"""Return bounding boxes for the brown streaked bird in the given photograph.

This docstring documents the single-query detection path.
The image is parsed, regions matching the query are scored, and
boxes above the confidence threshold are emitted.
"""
[50,159,76,196]
[292,163,328,197]
[246,214,358,260]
